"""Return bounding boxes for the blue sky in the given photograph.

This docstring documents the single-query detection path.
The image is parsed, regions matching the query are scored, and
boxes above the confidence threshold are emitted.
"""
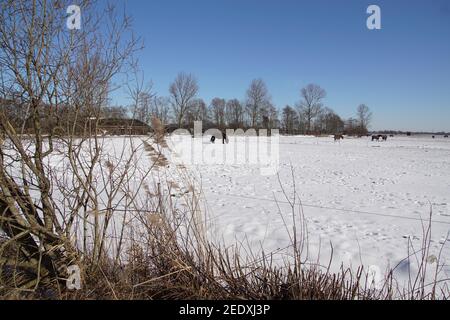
[110,0,450,131]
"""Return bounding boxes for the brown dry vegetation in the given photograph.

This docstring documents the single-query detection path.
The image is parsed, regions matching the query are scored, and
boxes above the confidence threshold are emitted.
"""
[143,140,169,168]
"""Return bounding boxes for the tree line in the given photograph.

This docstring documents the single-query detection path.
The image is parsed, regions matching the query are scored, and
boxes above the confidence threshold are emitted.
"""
[0,71,372,136]
[121,72,373,135]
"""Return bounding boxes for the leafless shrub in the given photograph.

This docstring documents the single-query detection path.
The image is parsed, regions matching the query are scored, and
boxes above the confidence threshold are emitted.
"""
[0,0,140,289]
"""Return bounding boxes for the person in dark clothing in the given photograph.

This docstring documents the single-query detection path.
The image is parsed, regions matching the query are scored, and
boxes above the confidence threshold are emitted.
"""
[222,131,228,144]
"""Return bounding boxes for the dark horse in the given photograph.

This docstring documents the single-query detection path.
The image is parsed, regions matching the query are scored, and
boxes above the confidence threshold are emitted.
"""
[372,134,387,141]
[334,134,344,142]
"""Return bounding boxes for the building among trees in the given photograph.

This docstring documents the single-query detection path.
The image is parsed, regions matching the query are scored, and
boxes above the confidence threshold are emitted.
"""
[95,118,151,136]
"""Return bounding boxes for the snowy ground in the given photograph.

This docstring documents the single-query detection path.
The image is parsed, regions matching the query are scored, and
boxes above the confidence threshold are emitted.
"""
[166,134,450,288]
[6,133,449,291]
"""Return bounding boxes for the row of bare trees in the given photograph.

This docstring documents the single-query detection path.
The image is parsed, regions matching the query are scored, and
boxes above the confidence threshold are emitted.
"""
[124,74,271,130]
[44,69,371,135]
[281,84,373,135]
[127,75,372,135]
[166,76,278,130]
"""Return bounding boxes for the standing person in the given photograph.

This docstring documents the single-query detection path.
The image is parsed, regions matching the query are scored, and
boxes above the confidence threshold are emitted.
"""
[222,131,228,144]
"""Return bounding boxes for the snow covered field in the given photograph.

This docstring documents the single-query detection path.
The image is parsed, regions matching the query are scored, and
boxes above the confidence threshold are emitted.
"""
[166,134,450,287]
[8,133,448,289]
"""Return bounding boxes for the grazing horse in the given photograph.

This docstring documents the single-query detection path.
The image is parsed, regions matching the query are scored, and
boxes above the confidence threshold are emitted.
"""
[445,135,449,138]
[334,134,344,142]
[372,134,387,141]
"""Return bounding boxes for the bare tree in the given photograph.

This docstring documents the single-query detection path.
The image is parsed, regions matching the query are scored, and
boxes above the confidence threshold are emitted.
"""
[135,90,155,124]
[261,102,278,129]
[102,106,129,119]
[186,98,208,126]
[316,107,344,134]
[225,99,244,129]
[169,72,199,127]
[210,98,226,128]
[297,84,326,134]
[282,105,299,135]
[345,117,359,135]
[356,104,372,133]
[126,68,155,125]
[151,96,171,125]
[245,79,271,128]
